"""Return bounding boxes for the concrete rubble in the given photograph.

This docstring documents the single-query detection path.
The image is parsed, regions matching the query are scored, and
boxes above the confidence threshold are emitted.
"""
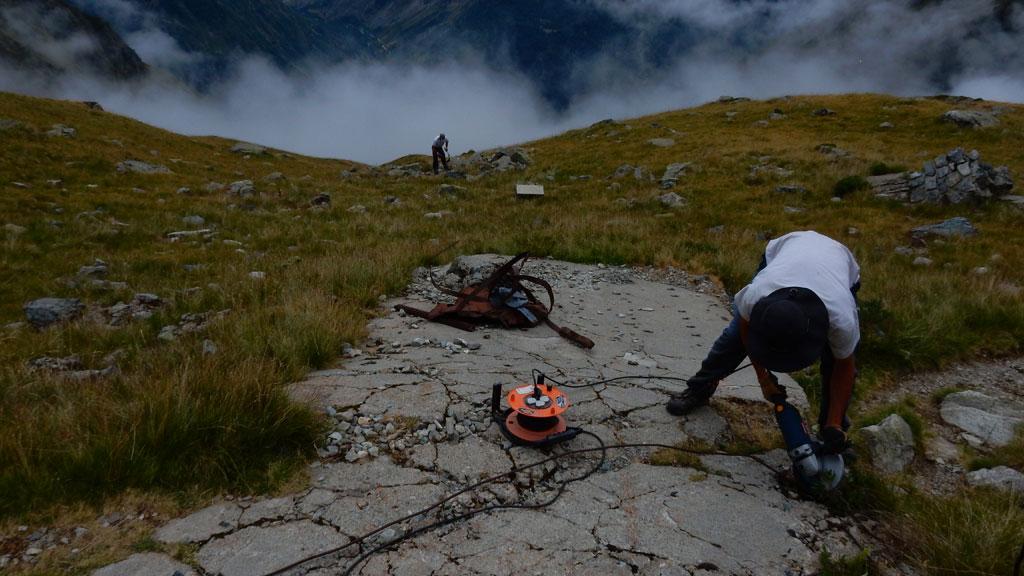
[96,257,883,576]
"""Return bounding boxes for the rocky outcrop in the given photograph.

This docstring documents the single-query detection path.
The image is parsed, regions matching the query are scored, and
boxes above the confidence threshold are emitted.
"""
[230,142,266,155]
[940,390,1024,447]
[872,148,1013,204]
[116,160,171,175]
[942,109,999,129]
[910,217,977,240]
[966,466,1024,494]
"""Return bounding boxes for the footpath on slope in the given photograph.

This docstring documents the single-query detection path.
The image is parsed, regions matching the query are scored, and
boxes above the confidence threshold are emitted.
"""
[95,256,878,576]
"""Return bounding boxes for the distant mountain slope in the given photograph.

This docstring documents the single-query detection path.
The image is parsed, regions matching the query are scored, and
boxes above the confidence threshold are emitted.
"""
[298,0,686,109]
[130,0,380,66]
[0,0,147,80]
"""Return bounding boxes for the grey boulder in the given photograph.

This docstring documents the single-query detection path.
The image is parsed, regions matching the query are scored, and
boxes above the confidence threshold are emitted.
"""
[24,298,84,328]
[859,414,915,474]
[227,180,256,197]
[116,160,170,175]
[940,390,1024,446]
[910,217,977,239]
[942,109,999,129]
[966,466,1024,494]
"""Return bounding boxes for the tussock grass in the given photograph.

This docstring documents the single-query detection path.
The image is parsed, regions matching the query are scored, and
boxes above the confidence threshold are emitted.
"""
[1,92,1023,526]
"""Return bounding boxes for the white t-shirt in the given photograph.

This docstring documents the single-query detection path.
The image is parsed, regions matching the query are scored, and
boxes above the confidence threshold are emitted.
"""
[734,231,861,359]
[433,136,448,149]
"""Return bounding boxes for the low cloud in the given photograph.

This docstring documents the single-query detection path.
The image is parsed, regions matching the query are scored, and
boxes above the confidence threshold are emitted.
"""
[2,0,1022,164]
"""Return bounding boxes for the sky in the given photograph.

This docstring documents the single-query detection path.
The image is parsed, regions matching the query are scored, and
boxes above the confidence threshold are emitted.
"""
[1,0,1022,164]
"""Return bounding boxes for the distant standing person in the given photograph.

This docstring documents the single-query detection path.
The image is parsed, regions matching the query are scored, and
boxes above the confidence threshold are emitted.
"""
[432,133,449,175]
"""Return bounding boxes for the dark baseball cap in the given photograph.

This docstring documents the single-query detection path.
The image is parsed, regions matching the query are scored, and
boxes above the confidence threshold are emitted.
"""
[747,287,829,372]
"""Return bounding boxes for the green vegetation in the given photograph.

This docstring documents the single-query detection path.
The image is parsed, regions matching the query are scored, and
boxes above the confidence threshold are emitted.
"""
[1,92,1023,574]
[833,175,871,197]
[868,162,907,176]
[825,463,1024,576]
[819,548,877,576]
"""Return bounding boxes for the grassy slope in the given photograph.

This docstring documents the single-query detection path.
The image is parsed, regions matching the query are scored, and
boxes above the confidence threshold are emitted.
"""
[1,91,1022,573]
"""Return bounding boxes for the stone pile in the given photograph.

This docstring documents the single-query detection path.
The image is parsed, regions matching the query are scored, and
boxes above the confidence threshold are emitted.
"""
[108,293,163,326]
[451,147,532,176]
[157,310,230,342]
[871,148,1013,204]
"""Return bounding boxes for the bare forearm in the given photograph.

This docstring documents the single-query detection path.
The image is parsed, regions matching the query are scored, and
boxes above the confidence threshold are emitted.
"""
[825,356,856,429]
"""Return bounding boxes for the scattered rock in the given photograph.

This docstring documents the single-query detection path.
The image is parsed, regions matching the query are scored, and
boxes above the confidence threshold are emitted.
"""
[227,180,256,198]
[387,163,423,177]
[774,185,808,194]
[4,223,27,235]
[812,108,837,116]
[202,339,218,356]
[910,217,977,240]
[116,160,170,175]
[157,326,180,341]
[966,466,1024,493]
[347,204,367,214]
[24,298,84,328]
[940,390,1024,446]
[717,95,750,103]
[167,229,215,241]
[181,215,205,227]
[942,109,999,129]
[310,193,331,208]
[912,256,933,267]
[424,211,450,219]
[77,259,109,278]
[859,414,915,474]
[438,184,467,196]
[660,163,691,189]
[204,182,225,193]
[249,271,266,280]
[815,144,849,159]
[879,122,894,129]
[29,355,83,372]
[749,162,793,179]
[230,142,267,155]
[648,138,675,147]
[657,192,686,209]
[263,172,285,182]
[0,118,20,130]
[46,124,76,138]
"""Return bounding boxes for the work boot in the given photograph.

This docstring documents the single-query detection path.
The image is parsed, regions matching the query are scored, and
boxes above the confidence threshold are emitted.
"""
[665,387,711,416]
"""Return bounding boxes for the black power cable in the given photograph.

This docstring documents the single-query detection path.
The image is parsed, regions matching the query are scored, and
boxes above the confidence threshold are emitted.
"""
[264,437,766,576]
[533,364,752,389]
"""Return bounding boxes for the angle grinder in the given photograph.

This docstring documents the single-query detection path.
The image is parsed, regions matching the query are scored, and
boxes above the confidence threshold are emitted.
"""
[773,397,845,491]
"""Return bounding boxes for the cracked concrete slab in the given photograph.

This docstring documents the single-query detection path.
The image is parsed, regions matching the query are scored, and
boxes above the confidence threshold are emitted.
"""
[196,520,347,576]
[99,257,859,576]
[154,502,241,544]
[91,552,196,576]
